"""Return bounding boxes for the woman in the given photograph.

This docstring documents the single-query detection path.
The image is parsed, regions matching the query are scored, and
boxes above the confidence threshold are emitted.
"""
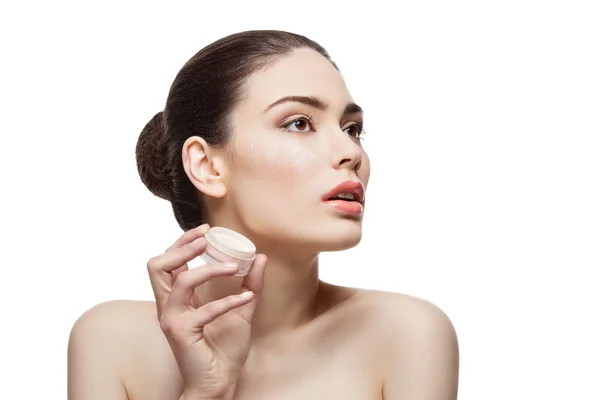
[67,30,459,400]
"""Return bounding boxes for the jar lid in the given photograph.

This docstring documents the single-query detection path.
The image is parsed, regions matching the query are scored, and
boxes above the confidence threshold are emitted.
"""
[204,227,256,260]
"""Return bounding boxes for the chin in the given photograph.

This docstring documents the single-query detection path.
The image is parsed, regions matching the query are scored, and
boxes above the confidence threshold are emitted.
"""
[316,223,363,252]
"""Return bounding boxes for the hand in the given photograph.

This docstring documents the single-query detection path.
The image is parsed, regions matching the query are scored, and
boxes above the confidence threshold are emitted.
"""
[147,223,267,399]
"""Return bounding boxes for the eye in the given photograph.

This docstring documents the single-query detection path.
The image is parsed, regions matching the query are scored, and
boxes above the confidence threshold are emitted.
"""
[344,123,365,140]
[282,115,315,133]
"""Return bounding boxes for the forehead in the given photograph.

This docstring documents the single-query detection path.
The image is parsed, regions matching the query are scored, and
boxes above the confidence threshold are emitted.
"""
[240,48,352,114]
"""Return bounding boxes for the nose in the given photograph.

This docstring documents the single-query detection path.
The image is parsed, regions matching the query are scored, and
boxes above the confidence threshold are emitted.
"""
[330,129,363,172]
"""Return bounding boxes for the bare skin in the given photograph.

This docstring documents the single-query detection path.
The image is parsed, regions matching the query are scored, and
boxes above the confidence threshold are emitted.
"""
[68,47,459,399]
[68,283,458,399]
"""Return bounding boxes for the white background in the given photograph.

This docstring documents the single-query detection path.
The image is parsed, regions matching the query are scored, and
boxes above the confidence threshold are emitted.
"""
[1,1,599,399]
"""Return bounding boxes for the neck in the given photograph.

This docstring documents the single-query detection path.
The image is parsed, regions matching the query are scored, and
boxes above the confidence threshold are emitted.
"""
[195,249,322,341]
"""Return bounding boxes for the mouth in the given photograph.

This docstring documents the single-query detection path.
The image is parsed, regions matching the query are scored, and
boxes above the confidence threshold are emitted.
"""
[322,180,365,215]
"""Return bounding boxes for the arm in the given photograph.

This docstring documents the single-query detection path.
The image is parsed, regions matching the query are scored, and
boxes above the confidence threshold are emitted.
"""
[67,301,129,400]
[383,297,459,400]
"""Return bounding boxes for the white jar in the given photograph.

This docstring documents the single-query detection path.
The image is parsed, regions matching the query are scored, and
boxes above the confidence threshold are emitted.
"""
[199,227,256,276]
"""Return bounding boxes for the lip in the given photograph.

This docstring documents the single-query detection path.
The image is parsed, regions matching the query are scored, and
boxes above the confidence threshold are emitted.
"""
[322,180,365,205]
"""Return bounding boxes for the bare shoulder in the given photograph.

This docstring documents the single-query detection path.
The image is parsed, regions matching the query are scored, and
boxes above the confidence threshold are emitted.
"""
[343,288,459,399]
[68,300,163,368]
[72,299,157,322]
[70,300,159,343]
[346,287,459,352]
[360,289,456,332]
[68,300,180,399]
[323,282,456,331]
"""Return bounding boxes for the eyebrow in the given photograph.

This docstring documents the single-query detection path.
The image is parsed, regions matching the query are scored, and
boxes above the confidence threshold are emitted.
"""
[263,95,364,116]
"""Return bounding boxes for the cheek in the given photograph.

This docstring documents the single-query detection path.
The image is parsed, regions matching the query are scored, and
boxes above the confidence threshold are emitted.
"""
[243,139,320,182]
[269,145,314,175]
[229,139,322,233]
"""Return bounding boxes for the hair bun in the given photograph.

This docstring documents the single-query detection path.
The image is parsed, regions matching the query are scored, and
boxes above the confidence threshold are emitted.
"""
[136,111,172,201]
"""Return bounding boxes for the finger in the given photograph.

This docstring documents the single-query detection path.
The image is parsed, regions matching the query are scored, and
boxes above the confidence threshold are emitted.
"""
[234,254,267,323]
[165,262,241,313]
[167,260,203,310]
[149,237,209,277]
[170,264,195,307]
[148,237,209,317]
[166,224,210,252]
[171,264,188,282]
[190,291,255,327]
[240,254,268,296]
[170,266,204,309]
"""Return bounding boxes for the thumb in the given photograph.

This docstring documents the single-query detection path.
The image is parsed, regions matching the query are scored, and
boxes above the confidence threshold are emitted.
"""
[234,254,267,322]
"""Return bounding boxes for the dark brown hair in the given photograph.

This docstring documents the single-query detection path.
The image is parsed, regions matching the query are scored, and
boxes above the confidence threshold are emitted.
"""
[135,30,337,231]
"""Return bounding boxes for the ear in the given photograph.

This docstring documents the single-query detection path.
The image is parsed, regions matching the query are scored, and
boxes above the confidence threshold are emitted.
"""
[181,136,227,198]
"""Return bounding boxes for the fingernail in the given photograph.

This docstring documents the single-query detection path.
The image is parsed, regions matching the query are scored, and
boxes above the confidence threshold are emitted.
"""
[239,291,254,298]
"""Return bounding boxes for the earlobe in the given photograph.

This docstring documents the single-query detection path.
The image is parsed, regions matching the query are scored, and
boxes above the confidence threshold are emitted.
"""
[182,136,227,198]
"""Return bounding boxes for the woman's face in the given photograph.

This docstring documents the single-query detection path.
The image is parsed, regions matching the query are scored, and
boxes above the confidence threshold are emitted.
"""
[221,48,370,253]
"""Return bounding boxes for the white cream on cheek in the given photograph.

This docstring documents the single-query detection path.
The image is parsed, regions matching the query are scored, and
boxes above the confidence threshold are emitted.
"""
[237,129,322,199]
[262,141,319,176]
[283,145,317,175]
[232,138,322,218]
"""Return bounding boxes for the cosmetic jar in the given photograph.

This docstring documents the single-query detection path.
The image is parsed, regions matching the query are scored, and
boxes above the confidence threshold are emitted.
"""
[199,227,256,276]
